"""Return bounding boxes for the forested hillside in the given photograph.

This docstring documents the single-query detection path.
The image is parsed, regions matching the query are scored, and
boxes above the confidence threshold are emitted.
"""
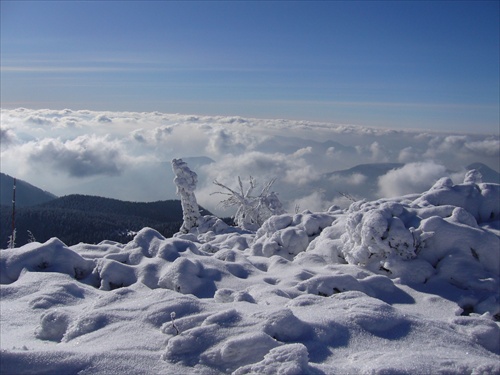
[0,173,57,207]
[0,195,212,248]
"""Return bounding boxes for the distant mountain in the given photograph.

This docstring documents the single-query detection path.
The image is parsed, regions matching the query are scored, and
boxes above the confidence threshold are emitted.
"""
[466,163,500,184]
[0,173,57,207]
[0,195,212,248]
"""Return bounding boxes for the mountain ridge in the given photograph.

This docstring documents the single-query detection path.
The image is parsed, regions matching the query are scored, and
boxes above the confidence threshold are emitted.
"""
[0,173,57,207]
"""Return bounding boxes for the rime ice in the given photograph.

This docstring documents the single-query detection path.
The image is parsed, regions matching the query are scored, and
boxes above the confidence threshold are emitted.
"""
[172,158,201,233]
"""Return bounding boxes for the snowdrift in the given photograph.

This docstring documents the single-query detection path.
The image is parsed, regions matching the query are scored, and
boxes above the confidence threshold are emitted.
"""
[1,175,499,374]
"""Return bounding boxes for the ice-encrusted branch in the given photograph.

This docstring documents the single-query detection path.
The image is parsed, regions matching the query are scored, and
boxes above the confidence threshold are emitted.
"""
[212,176,285,231]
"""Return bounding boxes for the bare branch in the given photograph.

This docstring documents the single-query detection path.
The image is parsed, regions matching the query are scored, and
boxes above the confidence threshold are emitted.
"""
[212,175,285,230]
[213,179,240,196]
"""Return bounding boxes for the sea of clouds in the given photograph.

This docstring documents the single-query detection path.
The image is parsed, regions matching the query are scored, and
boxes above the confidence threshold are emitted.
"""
[1,108,498,215]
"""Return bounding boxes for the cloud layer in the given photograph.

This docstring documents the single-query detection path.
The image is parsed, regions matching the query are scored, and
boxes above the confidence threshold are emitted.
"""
[24,135,127,178]
[1,108,498,214]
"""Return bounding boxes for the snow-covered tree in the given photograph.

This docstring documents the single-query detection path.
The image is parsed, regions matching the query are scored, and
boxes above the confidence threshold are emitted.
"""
[212,176,285,231]
[7,229,16,249]
[27,230,37,243]
[172,159,201,234]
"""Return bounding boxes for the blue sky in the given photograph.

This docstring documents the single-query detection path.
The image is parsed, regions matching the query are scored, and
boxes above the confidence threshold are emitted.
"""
[1,1,499,133]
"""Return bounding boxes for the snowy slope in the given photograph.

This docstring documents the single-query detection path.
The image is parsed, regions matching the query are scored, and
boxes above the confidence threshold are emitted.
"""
[0,171,499,374]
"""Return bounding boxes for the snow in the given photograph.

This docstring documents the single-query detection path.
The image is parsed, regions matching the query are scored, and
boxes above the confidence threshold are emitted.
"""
[172,158,201,233]
[1,174,499,374]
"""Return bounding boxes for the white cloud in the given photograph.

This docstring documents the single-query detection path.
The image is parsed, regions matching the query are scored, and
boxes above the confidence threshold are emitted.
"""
[131,128,147,143]
[292,147,313,157]
[95,114,112,123]
[0,108,498,211]
[464,139,500,157]
[398,147,418,163]
[0,127,18,149]
[369,141,388,162]
[26,115,53,126]
[329,173,367,186]
[23,135,128,178]
[154,126,174,142]
[325,147,337,157]
[286,190,330,213]
[205,127,262,156]
[377,162,447,197]
[200,151,312,185]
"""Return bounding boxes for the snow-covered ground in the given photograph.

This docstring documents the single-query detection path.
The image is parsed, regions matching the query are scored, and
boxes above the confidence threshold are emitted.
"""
[1,171,499,374]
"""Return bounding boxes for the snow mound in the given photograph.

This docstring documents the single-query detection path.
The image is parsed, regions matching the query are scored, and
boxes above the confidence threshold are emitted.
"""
[0,238,94,284]
[415,177,500,223]
[251,212,335,260]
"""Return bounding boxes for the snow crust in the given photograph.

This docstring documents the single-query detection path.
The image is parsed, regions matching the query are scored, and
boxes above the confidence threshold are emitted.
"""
[1,176,499,374]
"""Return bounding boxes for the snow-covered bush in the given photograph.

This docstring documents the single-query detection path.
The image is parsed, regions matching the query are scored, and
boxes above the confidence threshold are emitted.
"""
[414,173,500,223]
[251,212,335,260]
[340,202,419,267]
[338,173,500,293]
[463,169,483,184]
[213,176,285,231]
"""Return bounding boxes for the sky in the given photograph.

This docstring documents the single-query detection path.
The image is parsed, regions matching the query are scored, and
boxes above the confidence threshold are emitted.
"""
[1,1,499,133]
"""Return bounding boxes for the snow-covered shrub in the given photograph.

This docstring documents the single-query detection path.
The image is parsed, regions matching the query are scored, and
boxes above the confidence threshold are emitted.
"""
[341,202,419,267]
[463,169,483,184]
[7,229,16,249]
[172,158,201,233]
[195,215,229,235]
[339,176,500,294]
[413,171,500,223]
[251,212,335,260]
[213,176,285,231]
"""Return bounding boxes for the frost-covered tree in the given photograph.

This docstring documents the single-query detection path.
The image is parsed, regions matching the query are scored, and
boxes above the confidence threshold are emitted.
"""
[7,229,16,249]
[172,159,201,233]
[212,176,285,231]
[27,230,37,243]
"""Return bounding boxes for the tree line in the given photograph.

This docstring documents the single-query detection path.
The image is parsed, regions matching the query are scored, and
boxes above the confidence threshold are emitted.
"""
[0,195,212,248]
